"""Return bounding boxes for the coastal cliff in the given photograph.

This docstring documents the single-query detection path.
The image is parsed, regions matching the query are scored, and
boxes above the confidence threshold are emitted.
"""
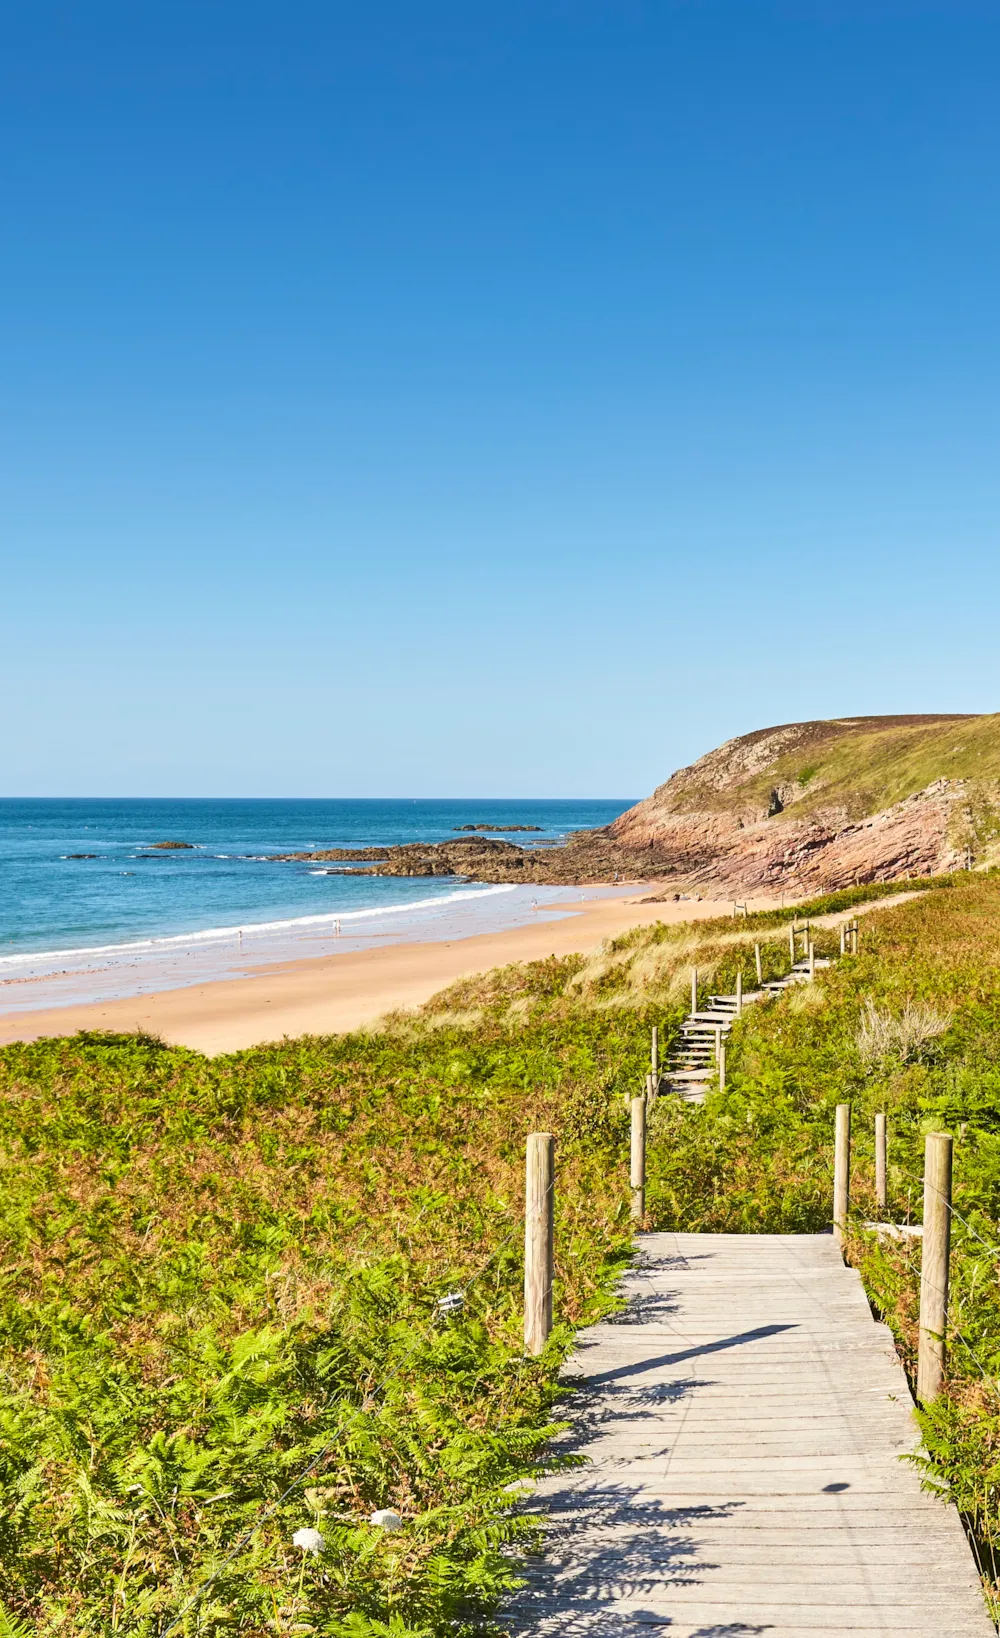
[607,713,1000,893]
[277,713,1000,892]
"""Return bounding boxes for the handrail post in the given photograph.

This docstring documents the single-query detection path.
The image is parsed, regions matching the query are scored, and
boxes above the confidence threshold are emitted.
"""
[524,1133,554,1356]
[875,1113,887,1210]
[630,1096,646,1222]
[808,941,816,981]
[718,1040,726,1093]
[691,966,698,1017]
[788,924,795,964]
[735,969,743,1016]
[917,1132,953,1403]
[833,1104,851,1246]
[755,943,762,984]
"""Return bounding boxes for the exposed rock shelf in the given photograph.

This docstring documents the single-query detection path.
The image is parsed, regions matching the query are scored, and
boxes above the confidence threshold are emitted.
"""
[271,714,1000,892]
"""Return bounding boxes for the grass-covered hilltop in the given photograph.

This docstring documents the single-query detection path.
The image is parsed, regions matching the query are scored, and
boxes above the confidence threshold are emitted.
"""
[272,712,1000,892]
[607,709,1000,892]
[5,871,1000,1631]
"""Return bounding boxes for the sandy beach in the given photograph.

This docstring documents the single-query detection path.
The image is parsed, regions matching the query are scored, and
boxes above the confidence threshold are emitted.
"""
[0,887,743,1055]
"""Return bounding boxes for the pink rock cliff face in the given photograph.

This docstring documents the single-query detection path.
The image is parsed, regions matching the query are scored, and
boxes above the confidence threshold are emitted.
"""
[608,716,982,894]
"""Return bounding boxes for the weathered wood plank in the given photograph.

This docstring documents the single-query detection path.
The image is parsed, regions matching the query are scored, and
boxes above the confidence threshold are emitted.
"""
[503,1232,994,1637]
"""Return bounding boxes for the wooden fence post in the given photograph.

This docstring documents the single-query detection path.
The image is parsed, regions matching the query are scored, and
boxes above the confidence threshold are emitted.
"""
[718,1040,726,1093]
[788,924,796,964]
[840,924,846,956]
[630,1096,646,1222]
[651,1025,658,1080]
[851,924,858,956]
[833,1104,851,1246]
[524,1133,554,1356]
[735,969,743,1016]
[808,941,816,981]
[755,943,762,984]
[917,1132,953,1403]
[875,1112,887,1211]
[691,967,698,1017]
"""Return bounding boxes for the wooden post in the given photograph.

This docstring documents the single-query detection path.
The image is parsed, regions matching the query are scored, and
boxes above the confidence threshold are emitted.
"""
[735,969,743,1016]
[833,1103,851,1246]
[851,924,858,956]
[875,1112,887,1210]
[718,1040,726,1092]
[755,943,762,984]
[651,1025,658,1079]
[808,941,816,981]
[691,967,698,1017]
[917,1132,953,1403]
[524,1133,554,1356]
[630,1096,646,1222]
[840,924,846,956]
[714,1025,722,1063]
[788,924,796,964]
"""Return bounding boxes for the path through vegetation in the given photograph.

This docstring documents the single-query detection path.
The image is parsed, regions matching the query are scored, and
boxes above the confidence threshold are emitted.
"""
[506,1232,993,1636]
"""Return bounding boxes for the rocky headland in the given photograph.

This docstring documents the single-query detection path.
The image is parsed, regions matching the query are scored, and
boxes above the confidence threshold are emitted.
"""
[273,714,1000,893]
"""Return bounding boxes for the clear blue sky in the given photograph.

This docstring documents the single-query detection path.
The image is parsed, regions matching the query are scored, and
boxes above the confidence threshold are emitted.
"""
[3,1,999,798]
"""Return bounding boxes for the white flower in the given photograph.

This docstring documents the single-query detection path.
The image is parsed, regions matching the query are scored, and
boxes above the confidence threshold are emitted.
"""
[292,1526,325,1555]
[369,1508,403,1531]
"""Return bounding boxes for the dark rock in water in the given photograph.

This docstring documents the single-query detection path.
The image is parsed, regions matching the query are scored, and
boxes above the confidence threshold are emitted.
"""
[66,853,98,860]
[150,840,195,849]
[271,847,390,862]
[452,824,544,833]
[266,833,639,886]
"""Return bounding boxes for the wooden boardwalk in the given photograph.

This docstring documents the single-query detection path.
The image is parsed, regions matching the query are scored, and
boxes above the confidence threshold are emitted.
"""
[506,1232,994,1636]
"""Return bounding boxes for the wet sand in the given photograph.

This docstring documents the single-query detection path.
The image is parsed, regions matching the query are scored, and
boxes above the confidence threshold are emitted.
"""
[0,888,746,1055]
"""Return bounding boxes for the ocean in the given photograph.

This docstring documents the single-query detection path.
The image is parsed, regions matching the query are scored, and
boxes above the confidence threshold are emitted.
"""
[1,797,634,1013]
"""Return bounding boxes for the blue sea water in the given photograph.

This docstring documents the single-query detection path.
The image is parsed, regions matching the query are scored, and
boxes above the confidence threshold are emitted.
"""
[0,798,634,1012]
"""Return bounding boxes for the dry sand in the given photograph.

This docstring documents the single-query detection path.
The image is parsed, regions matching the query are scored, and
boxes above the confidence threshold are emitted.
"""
[0,888,746,1056]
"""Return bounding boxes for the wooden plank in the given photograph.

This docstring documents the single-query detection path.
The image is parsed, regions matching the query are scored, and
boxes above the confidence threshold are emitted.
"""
[503,1232,994,1636]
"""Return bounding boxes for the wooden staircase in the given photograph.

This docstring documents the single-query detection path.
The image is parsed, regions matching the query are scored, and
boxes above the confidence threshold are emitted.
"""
[658,924,840,1106]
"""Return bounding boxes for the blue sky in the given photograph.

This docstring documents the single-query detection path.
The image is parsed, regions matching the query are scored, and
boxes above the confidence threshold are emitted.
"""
[3,0,999,797]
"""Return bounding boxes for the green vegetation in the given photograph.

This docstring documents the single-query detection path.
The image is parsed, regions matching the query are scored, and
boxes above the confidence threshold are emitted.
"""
[669,710,1000,823]
[639,874,1000,1614]
[4,874,1000,1629]
[0,970,652,1636]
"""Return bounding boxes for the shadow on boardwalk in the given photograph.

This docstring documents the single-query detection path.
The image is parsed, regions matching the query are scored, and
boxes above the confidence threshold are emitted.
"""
[502,1231,995,1637]
[507,1487,767,1634]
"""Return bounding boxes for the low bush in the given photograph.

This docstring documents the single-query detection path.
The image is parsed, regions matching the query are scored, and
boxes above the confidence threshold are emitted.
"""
[5,871,1000,1629]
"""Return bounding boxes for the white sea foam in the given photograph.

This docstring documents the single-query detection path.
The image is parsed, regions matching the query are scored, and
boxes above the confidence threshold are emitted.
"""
[0,884,518,972]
